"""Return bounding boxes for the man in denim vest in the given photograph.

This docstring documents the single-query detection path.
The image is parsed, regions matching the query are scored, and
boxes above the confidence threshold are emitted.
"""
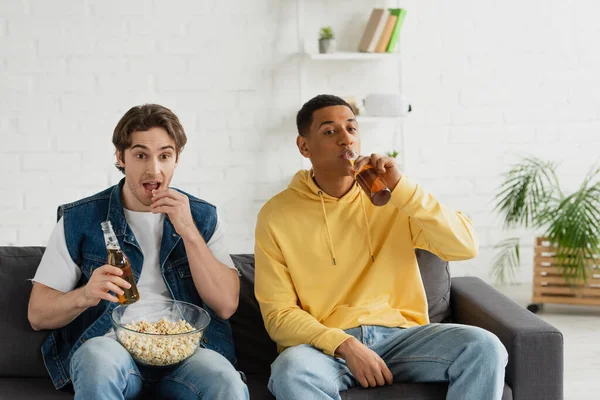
[27,104,249,399]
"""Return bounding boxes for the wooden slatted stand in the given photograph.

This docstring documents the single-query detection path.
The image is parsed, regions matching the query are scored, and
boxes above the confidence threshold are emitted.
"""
[528,237,600,313]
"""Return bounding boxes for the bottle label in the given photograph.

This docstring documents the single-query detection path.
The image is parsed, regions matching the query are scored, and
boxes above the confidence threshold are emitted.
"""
[101,221,120,250]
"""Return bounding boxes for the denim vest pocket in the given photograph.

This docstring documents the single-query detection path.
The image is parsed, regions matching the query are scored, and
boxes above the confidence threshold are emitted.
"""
[170,258,203,305]
[169,255,189,274]
[176,265,192,279]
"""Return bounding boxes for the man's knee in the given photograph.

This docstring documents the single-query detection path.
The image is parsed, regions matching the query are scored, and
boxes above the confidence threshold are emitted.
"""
[268,344,342,398]
[70,337,133,379]
[179,349,247,396]
[205,363,245,389]
[271,345,322,381]
[463,327,508,367]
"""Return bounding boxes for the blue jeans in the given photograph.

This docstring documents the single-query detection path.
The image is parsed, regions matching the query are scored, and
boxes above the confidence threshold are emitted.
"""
[70,337,249,400]
[269,324,508,400]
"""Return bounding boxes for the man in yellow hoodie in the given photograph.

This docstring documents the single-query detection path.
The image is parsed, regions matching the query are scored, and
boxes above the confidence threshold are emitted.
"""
[254,94,507,400]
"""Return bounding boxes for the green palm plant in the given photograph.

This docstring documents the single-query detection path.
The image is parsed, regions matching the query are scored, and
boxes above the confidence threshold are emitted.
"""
[492,157,600,284]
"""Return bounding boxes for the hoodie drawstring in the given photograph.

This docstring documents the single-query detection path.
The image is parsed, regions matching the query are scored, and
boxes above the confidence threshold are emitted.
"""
[359,191,376,262]
[318,191,337,265]
[317,189,376,265]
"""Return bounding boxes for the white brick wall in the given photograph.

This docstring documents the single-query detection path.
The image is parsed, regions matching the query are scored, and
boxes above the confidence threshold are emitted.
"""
[2,0,600,284]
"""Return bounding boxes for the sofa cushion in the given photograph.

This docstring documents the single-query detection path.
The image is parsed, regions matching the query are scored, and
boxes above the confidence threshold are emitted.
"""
[0,246,450,381]
[341,382,513,400]
[0,378,73,399]
[415,249,451,323]
[235,375,514,400]
[230,254,278,375]
[229,250,451,375]
[244,374,272,399]
[0,247,50,378]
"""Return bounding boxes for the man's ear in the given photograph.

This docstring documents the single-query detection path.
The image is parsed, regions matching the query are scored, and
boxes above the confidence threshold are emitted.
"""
[297,135,310,158]
[116,150,125,169]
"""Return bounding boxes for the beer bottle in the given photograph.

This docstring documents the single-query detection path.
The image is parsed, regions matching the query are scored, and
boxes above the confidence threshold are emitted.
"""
[100,221,140,304]
[345,149,392,206]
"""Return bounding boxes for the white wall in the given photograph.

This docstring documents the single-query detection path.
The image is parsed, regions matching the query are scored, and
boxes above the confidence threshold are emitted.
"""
[2,0,599,283]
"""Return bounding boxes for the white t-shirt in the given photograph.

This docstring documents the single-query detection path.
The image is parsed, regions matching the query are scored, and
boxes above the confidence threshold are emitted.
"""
[33,212,238,297]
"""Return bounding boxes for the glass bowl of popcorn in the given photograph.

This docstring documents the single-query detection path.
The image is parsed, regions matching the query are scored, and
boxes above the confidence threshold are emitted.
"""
[111,299,211,367]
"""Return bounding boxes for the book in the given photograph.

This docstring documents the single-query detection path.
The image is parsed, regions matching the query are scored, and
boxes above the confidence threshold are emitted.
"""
[375,14,398,53]
[358,8,390,53]
[386,8,407,53]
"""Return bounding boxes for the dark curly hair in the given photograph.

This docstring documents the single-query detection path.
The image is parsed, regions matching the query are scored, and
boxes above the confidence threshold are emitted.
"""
[296,94,354,137]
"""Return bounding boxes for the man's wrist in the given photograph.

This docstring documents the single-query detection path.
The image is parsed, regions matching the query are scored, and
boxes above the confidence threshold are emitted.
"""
[74,287,92,309]
[180,226,205,245]
[389,173,402,192]
[335,336,358,359]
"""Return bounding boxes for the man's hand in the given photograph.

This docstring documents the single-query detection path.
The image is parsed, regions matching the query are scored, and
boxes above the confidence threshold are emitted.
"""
[336,337,393,388]
[81,265,131,307]
[151,188,198,239]
[353,153,402,191]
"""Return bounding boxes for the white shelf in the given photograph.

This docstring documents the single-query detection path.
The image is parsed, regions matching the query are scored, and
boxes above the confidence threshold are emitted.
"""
[296,0,408,173]
[306,51,400,61]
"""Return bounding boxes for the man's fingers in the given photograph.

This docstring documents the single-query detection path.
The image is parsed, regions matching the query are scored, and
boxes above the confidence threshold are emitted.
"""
[352,156,370,172]
[106,275,131,290]
[151,205,172,214]
[150,188,171,198]
[96,265,123,276]
[151,190,173,200]
[88,286,119,303]
[357,374,369,388]
[370,153,381,168]
[383,364,393,385]
[90,266,130,289]
[366,373,378,388]
[376,157,389,173]
[151,188,183,201]
[355,153,392,174]
[374,369,386,386]
[100,292,120,303]
[150,190,168,202]
[103,281,124,296]
[152,196,178,208]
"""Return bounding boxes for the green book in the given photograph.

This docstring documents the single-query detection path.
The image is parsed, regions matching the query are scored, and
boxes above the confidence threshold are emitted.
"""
[386,8,407,53]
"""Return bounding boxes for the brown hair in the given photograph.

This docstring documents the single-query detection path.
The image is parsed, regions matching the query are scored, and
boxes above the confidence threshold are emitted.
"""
[113,104,187,173]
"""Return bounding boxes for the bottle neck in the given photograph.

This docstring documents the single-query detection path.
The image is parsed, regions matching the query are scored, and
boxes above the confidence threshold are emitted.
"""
[102,231,121,250]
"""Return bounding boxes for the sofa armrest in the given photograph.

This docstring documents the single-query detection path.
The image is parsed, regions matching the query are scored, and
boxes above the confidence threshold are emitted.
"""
[450,277,563,400]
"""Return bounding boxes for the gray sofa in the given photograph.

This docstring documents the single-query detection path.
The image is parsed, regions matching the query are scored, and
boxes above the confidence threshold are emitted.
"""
[0,246,563,399]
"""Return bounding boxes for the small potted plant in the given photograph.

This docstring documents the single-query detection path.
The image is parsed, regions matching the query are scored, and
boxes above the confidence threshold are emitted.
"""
[319,26,336,54]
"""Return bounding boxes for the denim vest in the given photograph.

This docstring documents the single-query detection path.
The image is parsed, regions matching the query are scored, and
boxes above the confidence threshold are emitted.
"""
[41,179,236,389]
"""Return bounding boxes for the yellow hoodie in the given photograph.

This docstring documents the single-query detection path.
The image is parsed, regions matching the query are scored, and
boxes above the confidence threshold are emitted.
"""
[254,170,478,357]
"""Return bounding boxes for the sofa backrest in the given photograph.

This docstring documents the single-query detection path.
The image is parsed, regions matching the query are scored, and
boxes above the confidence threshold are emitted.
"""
[0,247,450,379]
[229,254,279,376]
[229,250,450,376]
[0,246,50,378]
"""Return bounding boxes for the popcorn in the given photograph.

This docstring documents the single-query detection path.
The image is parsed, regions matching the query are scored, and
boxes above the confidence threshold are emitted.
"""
[117,317,202,366]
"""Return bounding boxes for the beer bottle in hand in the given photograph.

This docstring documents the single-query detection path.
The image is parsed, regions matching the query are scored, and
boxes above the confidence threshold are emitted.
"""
[345,149,392,206]
[100,221,140,305]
